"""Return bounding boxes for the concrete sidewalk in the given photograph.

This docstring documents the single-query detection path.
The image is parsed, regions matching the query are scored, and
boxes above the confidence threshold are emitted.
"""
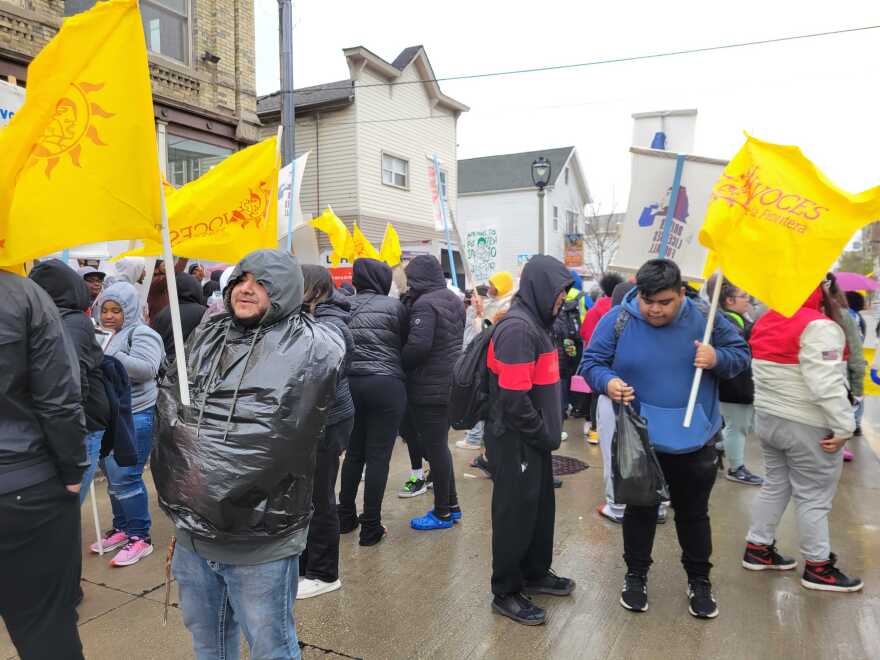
[3,414,879,659]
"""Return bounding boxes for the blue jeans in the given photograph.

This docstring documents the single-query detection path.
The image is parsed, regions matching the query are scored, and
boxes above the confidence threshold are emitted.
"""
[100,408,153,539]
[173,543,301,660]
[78,430,104,505]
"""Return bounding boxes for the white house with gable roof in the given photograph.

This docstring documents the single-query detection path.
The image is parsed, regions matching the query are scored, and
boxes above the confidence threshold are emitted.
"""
[457,147,592,280]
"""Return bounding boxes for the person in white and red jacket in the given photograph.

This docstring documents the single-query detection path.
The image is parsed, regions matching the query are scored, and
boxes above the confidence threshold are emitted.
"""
[742,283,863,592]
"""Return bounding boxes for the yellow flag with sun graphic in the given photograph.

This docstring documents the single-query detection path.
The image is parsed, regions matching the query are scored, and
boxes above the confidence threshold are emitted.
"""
[0,0,162,267]
[126,137,280,263]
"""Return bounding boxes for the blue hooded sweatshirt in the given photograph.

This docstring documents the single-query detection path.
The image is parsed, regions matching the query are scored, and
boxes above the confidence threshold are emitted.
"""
[580,288,749,454]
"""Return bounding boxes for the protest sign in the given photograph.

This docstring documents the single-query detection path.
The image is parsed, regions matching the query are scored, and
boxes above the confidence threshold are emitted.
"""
[0,79,24,128]
[465,228,498,282]
[612,147,726,280]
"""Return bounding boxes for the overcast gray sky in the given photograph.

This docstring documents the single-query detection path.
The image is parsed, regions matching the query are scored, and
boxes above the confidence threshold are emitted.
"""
[254,1,879,213]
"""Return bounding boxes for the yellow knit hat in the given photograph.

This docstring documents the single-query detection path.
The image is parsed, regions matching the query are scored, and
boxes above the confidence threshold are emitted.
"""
[489,271,514,297]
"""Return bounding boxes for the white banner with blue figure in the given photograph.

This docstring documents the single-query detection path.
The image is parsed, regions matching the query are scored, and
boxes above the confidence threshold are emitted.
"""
[0,79,24,128]
[612,147,727,280]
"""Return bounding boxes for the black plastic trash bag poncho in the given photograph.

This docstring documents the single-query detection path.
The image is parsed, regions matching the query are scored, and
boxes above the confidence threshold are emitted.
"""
[152,250,345,544]
[612,404,670,507]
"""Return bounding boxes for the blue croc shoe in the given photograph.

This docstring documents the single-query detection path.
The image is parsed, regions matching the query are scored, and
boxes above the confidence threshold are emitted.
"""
[411,511,454,530]
[451,510,462,524]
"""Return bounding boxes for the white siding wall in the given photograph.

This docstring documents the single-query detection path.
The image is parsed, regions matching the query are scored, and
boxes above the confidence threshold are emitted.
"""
[459,189,551,277]
[291,106,358,219]
[546,157,589,263]
[353,64,458,237]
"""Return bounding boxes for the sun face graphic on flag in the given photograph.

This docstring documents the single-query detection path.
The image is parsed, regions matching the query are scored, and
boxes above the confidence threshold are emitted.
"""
[230,180,272,229]
[30,81,113,177]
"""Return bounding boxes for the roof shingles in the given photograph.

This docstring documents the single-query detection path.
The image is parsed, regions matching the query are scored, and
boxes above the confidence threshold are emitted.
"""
[457,147,575,194]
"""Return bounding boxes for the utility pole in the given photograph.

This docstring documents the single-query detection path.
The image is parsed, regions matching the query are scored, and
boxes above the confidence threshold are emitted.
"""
[278,0,295,251]
[278,0,295,166]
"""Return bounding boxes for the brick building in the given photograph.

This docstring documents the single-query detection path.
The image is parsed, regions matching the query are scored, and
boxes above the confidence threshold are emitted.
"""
[0,0,260,183]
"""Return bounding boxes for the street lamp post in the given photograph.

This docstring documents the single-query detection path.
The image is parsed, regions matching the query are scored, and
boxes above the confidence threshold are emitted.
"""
[531,157,551,255]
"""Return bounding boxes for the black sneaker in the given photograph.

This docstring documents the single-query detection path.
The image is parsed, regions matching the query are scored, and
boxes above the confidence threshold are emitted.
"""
[470,454,493,479]
[398,477,427,498]
[742,542,797,571]
[687,579,718,619]
[553,477,563,489]
[491,593,546,626]
[853,425,862,437]
[338,510,359,534]
[522,569,576,596]
[619,572,648,612]
[801,553,864,592]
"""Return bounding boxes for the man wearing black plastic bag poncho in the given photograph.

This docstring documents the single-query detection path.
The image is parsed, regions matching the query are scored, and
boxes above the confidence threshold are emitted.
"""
[152,249,344,660]
[581,259,749,621]
[485,255,577,627]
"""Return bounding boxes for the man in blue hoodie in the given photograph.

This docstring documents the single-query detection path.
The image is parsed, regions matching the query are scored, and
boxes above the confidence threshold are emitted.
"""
[581,259,749,620]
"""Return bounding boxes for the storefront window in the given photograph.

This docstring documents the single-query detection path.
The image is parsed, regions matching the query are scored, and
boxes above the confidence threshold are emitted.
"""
[167,135,231,187]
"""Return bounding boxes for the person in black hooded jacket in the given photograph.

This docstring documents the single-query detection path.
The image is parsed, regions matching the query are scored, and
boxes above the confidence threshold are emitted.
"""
[402,255,465,530]
[150,271,206,358]
[485,255,576,626]
[30,259,111,502]
[297,266,355,599]
[338,258,408,546]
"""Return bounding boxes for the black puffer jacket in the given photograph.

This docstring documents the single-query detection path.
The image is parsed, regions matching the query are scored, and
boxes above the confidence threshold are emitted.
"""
[313,289,355,427]
[153,250,344,549]
[30,259,110,433]
[0,271,86,494]
[719,310,755,405]
[348,259,407,380]
[402,255,465,406]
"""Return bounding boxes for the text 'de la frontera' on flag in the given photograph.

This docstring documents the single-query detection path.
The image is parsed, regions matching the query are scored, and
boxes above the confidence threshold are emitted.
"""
[699,134,880,317]
[128,137,280,263]
[0,0,161,267]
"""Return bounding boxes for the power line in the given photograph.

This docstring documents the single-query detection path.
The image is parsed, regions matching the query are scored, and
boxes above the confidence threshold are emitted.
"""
[294,24,880,94]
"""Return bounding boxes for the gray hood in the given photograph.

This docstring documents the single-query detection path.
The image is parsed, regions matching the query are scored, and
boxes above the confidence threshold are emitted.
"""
[95,281,142,330]
[225,249,303,326]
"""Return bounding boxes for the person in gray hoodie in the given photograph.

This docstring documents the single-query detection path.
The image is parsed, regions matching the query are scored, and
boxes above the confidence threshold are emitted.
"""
[93,281,165,567]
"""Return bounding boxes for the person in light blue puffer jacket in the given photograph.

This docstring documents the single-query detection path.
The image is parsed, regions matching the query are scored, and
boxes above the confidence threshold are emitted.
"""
[92,281,164,567]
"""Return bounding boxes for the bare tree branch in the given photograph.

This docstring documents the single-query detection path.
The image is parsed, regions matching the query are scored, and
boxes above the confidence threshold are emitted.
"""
[583,201,622,276]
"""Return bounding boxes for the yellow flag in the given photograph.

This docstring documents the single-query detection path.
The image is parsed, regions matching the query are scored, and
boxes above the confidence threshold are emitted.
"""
[128,137,279,263]
[0,0,161,266]
[700,134,880,317]
[309,208,352,266]
[864,348,880,397]
[379,223,402,266]
[351,224,381,261]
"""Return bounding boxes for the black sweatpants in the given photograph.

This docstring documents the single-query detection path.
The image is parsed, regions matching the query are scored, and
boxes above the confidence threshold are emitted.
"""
[301,416,354,583]
[405,404,458,517]
[0,477,84,660]
[400,412,424,472]
[487,431,555,597]
[623,443,718,580]
[339,375,406,539]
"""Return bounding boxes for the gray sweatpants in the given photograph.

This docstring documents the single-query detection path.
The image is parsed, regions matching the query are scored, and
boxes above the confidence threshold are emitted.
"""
[746,412,844,562]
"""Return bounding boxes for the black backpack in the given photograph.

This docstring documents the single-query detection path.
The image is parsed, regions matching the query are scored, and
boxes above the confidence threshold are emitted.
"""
[448,324,497,430]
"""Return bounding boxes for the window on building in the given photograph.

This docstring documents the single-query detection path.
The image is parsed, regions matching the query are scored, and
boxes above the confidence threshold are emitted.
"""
[167,135,232,186]
[553,206,559,232]
[566,210,579,234]
[564,167,569,185]
[382,153,409,189]
[439,170,448,200]
[65,0,189,64]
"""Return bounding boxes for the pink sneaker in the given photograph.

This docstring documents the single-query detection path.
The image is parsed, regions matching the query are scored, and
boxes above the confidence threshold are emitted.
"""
[110,537,154,567]
[843,448,854,462]
[90,529,128,554]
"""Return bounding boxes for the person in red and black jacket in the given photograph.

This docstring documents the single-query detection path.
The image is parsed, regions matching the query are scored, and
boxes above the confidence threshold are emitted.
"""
[485,255,576,626]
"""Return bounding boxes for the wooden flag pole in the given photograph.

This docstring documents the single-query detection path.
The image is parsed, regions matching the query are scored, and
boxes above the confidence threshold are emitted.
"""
[158,174,191,407]
[683,267,723,427]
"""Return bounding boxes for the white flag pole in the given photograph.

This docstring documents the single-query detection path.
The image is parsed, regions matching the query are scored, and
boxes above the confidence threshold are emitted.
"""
[683,267,723,428]
[158,174,191,407]
[89,482,103,556]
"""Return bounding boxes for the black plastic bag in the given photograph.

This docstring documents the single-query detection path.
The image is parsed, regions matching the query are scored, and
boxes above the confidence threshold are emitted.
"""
[612,404,670,507]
